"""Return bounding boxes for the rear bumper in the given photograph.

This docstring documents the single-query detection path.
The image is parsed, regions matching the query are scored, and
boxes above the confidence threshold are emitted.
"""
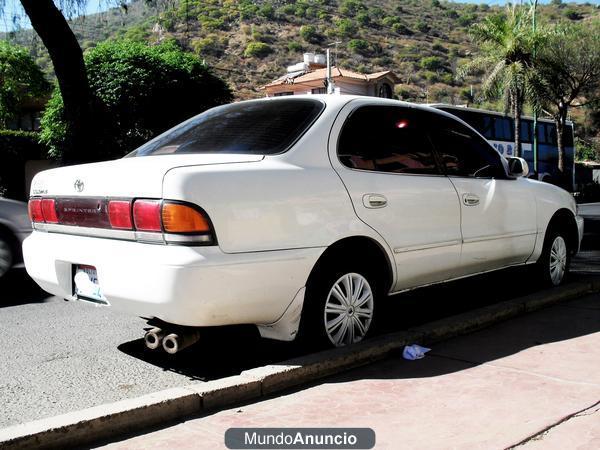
[23,231,322,329]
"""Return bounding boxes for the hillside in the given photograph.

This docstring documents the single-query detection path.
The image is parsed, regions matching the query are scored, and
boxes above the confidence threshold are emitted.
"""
[4,0,599,106]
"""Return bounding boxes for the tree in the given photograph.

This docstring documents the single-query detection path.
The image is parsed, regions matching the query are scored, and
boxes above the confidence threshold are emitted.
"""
[0,41,50,127]
[40,40,232,160]
[535,21,600,174]
[5,0,100,163]
[459,5,544,157]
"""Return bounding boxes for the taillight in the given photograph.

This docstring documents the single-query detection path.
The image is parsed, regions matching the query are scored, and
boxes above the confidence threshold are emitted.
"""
[162,202,211,234]
[41,198,58,224]
[31,196,215,246]
[108,200,133,230]
[133,200,162,232]
[28,198,44,222]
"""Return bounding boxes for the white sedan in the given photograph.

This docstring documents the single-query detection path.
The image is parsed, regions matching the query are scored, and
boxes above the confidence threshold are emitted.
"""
[23,95,583,350]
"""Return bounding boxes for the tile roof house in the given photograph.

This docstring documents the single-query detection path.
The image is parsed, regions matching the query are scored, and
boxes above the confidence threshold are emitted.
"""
[263,53,400,98]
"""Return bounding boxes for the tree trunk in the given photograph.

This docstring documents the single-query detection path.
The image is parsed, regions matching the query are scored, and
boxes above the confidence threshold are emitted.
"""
[19,0,95,164]
[556,107,567,174]
[513,90,522,158]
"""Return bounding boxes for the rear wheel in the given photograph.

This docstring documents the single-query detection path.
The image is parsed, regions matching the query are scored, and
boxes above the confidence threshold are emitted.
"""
[300,262,378,348]
[537,229,570,287]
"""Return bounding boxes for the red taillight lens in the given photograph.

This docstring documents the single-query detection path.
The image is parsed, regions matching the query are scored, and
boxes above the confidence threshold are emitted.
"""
[133,200,162,232]
[28,198,44,223]
[108,200,133,230]
[41,198,58,223]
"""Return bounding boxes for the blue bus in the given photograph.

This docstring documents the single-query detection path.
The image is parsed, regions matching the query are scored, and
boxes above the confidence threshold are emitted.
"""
[431,104,575,190]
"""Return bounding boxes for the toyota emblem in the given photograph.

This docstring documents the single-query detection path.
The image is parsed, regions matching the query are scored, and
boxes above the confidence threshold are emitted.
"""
[74,179,84,192]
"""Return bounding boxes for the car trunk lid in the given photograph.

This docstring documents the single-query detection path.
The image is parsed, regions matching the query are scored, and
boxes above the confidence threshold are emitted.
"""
[30,154,264,198]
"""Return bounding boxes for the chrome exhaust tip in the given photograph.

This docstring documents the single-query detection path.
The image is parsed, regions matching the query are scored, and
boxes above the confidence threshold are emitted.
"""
[162,330,201,354]
[144,327,165,350]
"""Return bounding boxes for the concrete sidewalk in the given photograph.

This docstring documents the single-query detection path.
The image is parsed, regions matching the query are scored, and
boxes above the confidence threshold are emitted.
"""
[96,294,600,450]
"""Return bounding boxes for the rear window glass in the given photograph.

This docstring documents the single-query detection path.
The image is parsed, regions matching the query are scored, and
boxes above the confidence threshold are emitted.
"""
[131,99,324,157]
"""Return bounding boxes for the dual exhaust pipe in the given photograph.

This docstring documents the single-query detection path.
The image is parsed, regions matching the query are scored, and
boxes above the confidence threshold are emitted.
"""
[144,327,201,354]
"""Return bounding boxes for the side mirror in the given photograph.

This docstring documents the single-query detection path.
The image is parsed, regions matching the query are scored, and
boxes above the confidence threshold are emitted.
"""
[507,157,529,178]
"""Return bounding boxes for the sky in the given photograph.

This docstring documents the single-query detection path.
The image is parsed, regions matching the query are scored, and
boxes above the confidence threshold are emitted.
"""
[1,0,598,32]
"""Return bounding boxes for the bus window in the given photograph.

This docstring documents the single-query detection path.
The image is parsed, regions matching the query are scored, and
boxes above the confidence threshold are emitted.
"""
[537,123,547,144]
[520,120,532,143]
[546,123,557,146]
[494,117,513,141]
[481,116,494,139]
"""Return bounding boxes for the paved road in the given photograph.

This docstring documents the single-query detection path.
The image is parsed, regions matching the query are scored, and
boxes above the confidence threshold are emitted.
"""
[1,238,599,428]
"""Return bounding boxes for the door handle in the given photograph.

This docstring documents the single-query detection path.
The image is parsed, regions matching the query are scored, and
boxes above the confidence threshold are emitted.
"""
[462,193,480,206]
[363,194,387,209]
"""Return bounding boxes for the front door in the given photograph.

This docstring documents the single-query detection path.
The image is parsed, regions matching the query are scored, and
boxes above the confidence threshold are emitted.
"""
[428,114,537,274]
[329,101,463,291]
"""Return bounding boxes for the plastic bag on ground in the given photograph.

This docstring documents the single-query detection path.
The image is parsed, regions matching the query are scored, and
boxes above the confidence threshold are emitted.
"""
[402,344,431,360]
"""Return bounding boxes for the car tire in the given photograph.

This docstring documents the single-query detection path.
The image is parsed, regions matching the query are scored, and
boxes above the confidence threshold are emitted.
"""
[0,232,14,279]
[536,227,570,287]
[300,260,378,348]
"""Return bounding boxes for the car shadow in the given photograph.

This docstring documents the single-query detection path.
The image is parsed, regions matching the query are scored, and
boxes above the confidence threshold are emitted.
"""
[0,269,52,307]
[328,290,600,384]
[118,266,592,382]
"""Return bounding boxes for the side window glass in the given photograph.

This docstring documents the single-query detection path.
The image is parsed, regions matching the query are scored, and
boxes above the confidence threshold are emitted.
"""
[429,116,505,178]
[338,105,440,175]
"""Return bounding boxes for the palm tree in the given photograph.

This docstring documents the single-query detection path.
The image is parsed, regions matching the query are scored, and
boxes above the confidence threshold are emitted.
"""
[534,21,600,176]
[459,4,545,158]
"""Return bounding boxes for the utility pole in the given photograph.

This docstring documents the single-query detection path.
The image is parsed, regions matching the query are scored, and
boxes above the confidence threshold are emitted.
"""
[531,0,539,176]
[326,41,341,95]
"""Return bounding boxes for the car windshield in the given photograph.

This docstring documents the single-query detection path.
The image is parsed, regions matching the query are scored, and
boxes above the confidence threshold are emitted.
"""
[129,98,325,157]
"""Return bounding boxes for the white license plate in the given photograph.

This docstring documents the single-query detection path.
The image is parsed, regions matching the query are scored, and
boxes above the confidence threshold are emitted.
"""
[74,265,108,304]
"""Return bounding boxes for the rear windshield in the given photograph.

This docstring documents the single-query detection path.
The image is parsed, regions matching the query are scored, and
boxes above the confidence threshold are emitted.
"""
[130,98,324,157]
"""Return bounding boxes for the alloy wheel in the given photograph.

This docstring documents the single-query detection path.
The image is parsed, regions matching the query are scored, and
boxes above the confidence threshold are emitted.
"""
[323,272,374,347]
[549,235,567,286]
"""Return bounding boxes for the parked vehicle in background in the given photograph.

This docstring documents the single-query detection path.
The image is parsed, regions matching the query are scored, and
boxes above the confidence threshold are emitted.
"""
[0,198,31,279]
[23,96,583,350]
[432,104,576,190]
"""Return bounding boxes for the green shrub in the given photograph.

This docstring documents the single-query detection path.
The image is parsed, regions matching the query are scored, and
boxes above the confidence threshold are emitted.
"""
[420,56,446,71]
[243,41,273,57]
[458,13,477,27]
[564,9,583,20]
[446,9,459,19]
[287,41,303,52]
[0,41,50,128]
[339,0,366,17]
[347,39,370,55]
[336,18,358,37]
[300,24,320,43]
[258,3,275,19]
[415,21,430,33]
[356,12,370,27]
[40,40,232,160]
[191,35,227,57]
[392,22,412,35]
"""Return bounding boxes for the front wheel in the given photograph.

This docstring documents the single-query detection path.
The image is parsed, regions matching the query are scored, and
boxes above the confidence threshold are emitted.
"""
[300,264,377,348]
[537,230,570,287]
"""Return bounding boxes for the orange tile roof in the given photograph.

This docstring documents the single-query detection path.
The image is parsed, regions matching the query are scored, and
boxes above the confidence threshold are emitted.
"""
[264,66,399,88]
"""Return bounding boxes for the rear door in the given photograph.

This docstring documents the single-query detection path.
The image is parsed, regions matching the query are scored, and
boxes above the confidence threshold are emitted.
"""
[428,114,537,274]
[329,100,462,291]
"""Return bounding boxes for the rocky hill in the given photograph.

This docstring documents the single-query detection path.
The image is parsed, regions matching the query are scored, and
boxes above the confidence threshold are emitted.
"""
[4,0,599,107]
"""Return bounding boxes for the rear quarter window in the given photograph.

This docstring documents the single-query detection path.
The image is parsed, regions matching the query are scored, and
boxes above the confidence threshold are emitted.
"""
[131,99,324,156]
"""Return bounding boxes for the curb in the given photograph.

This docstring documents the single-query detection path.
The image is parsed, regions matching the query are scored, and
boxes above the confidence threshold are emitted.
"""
[2,277,599,449]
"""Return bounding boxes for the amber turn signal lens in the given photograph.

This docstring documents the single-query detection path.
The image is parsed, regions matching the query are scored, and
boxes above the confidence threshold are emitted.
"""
[161,203,211,234]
